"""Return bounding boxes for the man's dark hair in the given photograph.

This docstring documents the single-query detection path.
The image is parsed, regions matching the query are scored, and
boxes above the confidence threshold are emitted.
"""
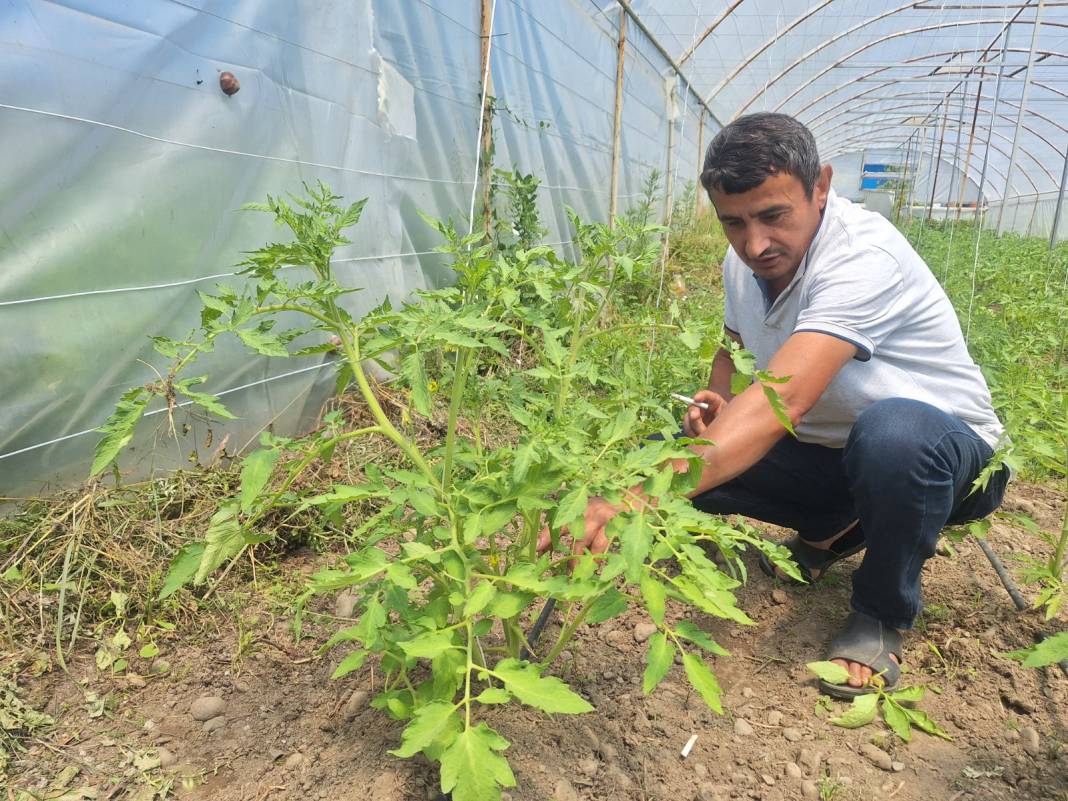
[701,113,821,198]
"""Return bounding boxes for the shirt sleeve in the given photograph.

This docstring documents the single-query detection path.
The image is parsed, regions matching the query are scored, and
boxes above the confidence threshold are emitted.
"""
[722,256,739,335]
[793,246,905,361]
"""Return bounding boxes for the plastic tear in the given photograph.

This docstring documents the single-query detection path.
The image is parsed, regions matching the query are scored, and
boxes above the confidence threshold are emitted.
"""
[372,51,416,140]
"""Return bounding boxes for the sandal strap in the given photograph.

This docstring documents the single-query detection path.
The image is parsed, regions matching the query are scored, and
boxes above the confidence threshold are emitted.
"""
[826,611,903,686]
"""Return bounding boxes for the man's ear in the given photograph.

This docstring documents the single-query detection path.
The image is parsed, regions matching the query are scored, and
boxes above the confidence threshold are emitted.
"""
[815,164,833,206]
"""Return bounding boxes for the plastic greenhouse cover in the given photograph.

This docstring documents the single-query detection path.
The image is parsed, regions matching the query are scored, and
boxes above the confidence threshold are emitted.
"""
[3,0,1067,495]
[0,0,702,495]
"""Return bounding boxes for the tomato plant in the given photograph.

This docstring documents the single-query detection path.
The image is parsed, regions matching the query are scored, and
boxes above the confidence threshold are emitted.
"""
[92,183,793,800]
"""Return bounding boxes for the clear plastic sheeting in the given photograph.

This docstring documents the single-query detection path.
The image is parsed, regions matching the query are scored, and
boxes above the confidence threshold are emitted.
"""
[0,1,716,495]
[3,1,1067,496]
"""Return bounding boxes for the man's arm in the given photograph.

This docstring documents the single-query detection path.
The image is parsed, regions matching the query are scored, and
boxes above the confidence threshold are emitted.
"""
[684,331,856,495]
[538,331,857,560]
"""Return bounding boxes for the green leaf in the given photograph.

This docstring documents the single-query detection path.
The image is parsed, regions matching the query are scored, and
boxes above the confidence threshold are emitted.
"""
[158,542,204,599]
[829,692,878,728]
[390,701,461,758]
[761,383,796,436]
[91,388,150,475]
[138,643,160,659]
[331,649,368,679]
[237,326,290,357]
[487,591,533,619]
[174,377,237,420]
[474,688,511,705]
[553,485,588,530]
[642,633,674,694]
[882,697,912,742]
[674,621,729,656]
[401,353,432,416]
[682,653,723,714]
[887,685,925,705]
[601,408,638,445]
[729,347,756,375]
[1001,631,1068,668]
[903,707,952,740]
[730,372,752,396]
[195,502,243,585]
[640,574,667,625]
[806,661,850,685]
[492,659,593,714]
[585,589,628,624]
[238,448,280,514]
[400,630,459,660]
[620,513,652,583]
[513,442,536,482]
[464,582,497,617]
[439,723,516,801]
[298,483,387,509]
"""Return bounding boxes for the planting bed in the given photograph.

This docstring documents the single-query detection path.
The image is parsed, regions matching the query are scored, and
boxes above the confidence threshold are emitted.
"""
[8,480,1066,801]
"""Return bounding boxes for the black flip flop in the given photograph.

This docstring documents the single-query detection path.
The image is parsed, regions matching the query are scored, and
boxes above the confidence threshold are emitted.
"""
[819,611,903,699]
[757,521,866,585]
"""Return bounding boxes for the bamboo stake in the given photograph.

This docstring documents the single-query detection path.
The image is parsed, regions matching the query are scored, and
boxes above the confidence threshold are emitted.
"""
[479,0,495,240]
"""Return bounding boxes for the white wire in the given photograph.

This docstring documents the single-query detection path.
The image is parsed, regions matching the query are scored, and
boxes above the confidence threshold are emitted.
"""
[467,0,500,237]
[0,361,339,462]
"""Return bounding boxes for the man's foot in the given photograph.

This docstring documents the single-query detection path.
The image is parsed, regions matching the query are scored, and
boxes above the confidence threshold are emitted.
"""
[764,520,865,583]
[830,652,900,689]
[820,611,904,699]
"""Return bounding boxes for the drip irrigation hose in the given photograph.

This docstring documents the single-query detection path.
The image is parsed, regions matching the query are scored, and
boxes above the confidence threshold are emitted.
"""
[975,536,1068,678]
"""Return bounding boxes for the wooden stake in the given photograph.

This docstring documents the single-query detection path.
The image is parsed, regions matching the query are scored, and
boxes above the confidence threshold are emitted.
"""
[695,113,706,213]
[479,0,494,240]
[609,8,627,226]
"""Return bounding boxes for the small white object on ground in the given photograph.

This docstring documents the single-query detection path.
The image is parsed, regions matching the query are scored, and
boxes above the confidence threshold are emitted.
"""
[681,734,699,758]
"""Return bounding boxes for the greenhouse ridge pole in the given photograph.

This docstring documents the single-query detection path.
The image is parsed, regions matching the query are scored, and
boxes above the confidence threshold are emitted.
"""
[926,97,952,223]
[609,8,627,226]
[974,17,1013,223]
[996,0,1045,233]
[612,0,724,127]
[1049,145,1068,250]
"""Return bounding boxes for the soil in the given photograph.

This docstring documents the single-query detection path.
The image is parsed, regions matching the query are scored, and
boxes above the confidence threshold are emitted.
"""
[7,483,1066,801]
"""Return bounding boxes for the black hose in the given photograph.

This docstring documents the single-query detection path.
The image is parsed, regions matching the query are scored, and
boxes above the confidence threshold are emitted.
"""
[434,598,557,801]
[975,536,1068,678]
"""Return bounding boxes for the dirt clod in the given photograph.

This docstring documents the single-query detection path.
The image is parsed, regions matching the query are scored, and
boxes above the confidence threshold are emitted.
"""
[734,718,755,736]
[785,761,803,779]
[190,696,226,721]
[1021,726,1042,756]
[771,589,788,604]
[633,621,657,643]
[202,714,226,732]
[343,689,370,720]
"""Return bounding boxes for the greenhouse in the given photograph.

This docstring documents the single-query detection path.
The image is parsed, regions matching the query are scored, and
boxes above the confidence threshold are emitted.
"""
[1,2,1066,800]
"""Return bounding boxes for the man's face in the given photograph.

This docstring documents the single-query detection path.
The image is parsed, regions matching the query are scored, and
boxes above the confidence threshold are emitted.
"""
[709,166,832,294]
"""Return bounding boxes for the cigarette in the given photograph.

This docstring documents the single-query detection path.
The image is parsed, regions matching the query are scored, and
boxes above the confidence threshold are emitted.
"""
[681,733,699,758]
[670,392,710,411]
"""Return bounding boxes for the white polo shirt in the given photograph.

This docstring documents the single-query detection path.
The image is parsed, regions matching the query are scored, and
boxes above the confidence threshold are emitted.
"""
[722,189,1004,450]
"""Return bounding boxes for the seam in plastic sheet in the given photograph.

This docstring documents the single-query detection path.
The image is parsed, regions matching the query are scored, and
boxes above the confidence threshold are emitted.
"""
[0,242,574,308]
[0,104,643,199]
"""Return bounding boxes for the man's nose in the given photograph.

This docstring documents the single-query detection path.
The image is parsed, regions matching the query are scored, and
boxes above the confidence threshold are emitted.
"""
[745,226,771,259]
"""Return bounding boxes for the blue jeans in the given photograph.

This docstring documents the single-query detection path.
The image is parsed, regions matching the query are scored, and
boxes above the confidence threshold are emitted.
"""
[690,398,1008,630]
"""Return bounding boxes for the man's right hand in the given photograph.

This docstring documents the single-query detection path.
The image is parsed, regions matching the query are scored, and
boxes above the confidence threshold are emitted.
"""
[681,389,727,437]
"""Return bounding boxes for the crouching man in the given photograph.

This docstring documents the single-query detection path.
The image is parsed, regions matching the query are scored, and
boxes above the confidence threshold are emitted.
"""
[540,112,1008,697]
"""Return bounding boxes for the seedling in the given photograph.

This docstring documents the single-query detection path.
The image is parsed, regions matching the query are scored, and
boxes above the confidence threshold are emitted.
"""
[807,661,951,742]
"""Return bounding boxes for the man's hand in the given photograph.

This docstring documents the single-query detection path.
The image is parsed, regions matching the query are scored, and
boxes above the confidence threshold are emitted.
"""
[536,496,623,568]
[681,389,727,437]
